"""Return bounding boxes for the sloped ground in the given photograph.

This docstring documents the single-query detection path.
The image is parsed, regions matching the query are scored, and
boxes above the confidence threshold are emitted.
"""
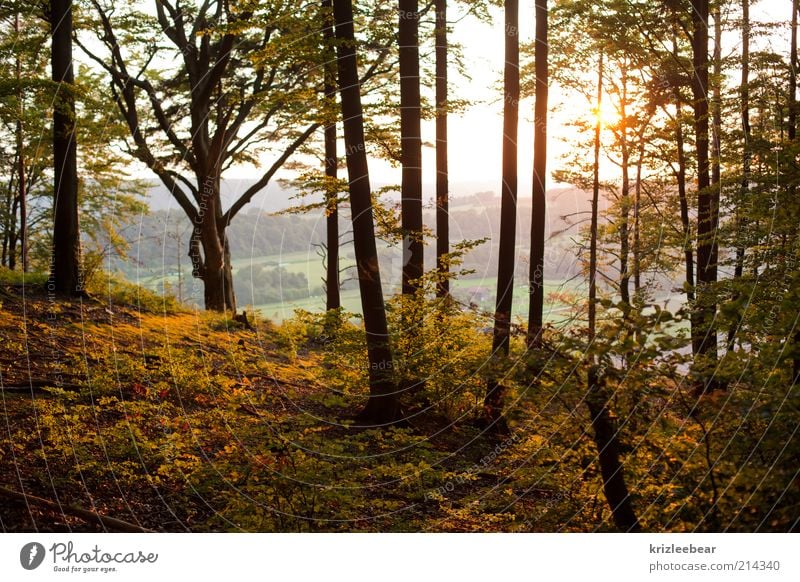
[0,282,587,533]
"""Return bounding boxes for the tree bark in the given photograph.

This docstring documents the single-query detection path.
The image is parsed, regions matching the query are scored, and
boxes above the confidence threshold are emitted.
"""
[435,0,449,298]
[16,11,28,273]
[527,0,547,345]
[729,0,751,351]
[589,54,602,365]
[2,169,11,267]
[333,0,400,425]
[50,0,82,296]
[8,193,18,270]
[587,53,640,532]
[619,65,631,308]
[790,0,800,380]
[399,0,424,296]
[484,0,519,432]
[673,29,697,354]
[712,4,722,190]
[790,0,797,143]
[192,174,235,313]
[692,0,718,370]
[633,137,644,297]
[323,0,340,312]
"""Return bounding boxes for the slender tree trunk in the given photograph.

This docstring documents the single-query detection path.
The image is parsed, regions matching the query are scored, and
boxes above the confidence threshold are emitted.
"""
[8,194,18,270]
[1,170,11,266]
[323,0,340,311]
[587,53,640,532]
[527,0,548,346]
[15,11,27,273]
[672,30,697,353]
[588,55,603,370]
[633,137,644,297]
[50,0,82,296]
[399,0,423,295]
[692,0,718,371]
[484,0,519,432]
[619,66,631,307]
[790,0,800,380]
[333,0,400,425]
[790,0,797,143]
[710,5,723,368]
[729,0,750,351]
[435,0,450,298]
[712,5,722,191]
[677,108,695,307]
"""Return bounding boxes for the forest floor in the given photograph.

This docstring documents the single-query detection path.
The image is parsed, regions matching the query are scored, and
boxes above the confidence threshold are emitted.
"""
[0,280,599,532]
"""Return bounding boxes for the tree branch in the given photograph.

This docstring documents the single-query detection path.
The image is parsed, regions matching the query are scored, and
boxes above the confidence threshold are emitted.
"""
[223,122,320,223]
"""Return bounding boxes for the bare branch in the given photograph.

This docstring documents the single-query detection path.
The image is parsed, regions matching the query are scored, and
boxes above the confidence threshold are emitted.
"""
[223,122,320,223]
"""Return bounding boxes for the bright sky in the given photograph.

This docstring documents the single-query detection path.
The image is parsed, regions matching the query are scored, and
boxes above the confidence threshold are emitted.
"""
[355,0,792,200]
[368,0,551,197]
[92,1,793,203]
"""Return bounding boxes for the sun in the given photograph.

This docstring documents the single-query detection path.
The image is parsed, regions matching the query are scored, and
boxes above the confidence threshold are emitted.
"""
[594,99,620,128]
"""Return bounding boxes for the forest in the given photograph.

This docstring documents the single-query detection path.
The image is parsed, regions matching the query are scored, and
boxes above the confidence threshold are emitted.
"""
[0,0,798,533]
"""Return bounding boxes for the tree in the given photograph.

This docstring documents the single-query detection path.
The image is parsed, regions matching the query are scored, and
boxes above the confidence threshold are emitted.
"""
[333,0,400,425]
[322,0,340,312]
[435,0,449,298]
[727,0,750,350]
[80,0,323,312]
[691,0,719,376]
[50,0,82,295]
[0,6,141,276]
[484,0,519,432]
[400,0,423,296]
[527,0,547,345]
[586,51,640,532]
[13,11,27,272]
[671,25,698,354]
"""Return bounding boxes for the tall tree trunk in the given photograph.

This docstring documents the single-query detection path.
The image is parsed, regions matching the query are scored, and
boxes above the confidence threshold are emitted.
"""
[333,0,400,425]
[527,0,548,346]
[692,0,718,371]
[790,0,800,380]
[633,137,644,297]
[323,0,340,311]
[8,194,18,270]
[619,65,631,307]
[435,0,449,298]
[588,54,602,376]
[673,30,697,354]
[484,0,519,432]
[790,0,797,143]
[2,170,11,266]
[587,53,640,532]
[50,0,82,296]
[15,11,27,273]
[712,4,722,191]
[399,0,423,296]
[729,0,750,351]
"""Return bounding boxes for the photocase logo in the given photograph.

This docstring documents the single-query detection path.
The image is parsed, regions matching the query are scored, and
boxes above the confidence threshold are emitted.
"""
[20,542,46,570]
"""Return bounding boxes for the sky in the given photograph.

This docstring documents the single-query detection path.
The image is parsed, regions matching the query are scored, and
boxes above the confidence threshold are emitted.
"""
[326,0,792,201]
[93,1,794,208]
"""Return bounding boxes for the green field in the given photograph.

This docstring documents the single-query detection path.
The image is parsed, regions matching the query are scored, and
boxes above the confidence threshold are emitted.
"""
[135,249,601,324]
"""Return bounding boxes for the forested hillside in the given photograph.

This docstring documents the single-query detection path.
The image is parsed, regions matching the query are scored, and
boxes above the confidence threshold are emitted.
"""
[0,0,798,533]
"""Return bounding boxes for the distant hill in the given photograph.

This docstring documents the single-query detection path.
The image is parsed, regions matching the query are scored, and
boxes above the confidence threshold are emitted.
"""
[116,182,603,315]
[125,184,592,280]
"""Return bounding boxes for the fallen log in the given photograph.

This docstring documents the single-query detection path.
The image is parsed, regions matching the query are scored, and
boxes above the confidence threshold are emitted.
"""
[0,485,152,533]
